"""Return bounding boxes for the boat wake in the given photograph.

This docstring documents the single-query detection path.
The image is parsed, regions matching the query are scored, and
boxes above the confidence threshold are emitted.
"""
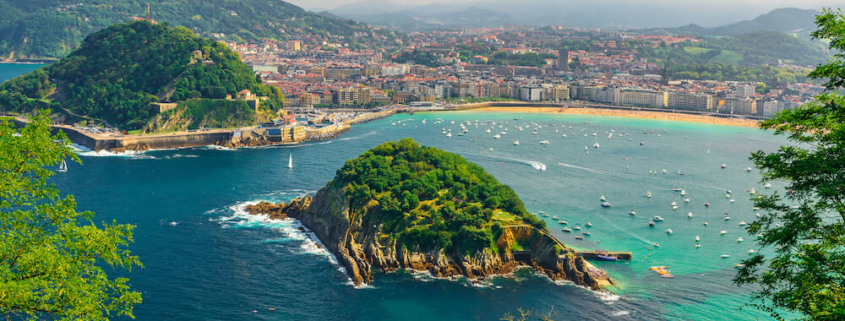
[463,152,547,171]
[206,190,369,288]
[558,162,605,174]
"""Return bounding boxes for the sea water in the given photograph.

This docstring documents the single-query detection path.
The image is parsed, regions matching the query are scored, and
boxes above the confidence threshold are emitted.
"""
[47,112,791,320]
[2,65,791,320]
[0,63,45,82]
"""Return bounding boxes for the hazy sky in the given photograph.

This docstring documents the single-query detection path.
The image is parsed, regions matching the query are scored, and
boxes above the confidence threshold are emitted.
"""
[292,0,841,12]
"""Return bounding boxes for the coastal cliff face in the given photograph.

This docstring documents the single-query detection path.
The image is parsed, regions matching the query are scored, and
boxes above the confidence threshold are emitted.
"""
[247,184,615,291]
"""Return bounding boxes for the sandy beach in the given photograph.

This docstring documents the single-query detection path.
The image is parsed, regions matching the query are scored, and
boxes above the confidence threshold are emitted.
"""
[468,107,761,128]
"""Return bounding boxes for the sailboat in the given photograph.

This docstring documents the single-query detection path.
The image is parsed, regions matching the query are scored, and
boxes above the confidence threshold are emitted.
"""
[57,159,68,173]
[288,153,293,168]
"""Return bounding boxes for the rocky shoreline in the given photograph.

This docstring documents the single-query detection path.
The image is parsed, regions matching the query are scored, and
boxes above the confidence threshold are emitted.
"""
[245,186,617,292]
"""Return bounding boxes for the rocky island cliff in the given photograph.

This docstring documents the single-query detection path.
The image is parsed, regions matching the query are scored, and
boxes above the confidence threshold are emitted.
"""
[247,138,616,291]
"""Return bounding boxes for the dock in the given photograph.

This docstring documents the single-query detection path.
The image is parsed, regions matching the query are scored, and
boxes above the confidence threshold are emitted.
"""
[576,251,633,260]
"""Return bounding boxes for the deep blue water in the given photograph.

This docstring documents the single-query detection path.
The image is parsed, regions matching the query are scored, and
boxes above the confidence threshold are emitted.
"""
[3,65,790,320]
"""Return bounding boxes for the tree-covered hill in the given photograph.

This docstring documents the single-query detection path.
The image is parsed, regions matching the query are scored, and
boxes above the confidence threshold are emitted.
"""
[637,31,830,68]
[333,138,547,255]
[0,0,395,59]
[0,21,284,129]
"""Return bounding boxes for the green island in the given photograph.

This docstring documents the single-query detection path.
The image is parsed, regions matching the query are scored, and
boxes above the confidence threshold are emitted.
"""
[246,138,615,289]
[0,20,284,131]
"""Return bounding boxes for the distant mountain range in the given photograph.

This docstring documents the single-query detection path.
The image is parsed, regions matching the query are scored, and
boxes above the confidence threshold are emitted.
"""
[324,0,822,34]
[636,8,821,37]
[0,0,392,59]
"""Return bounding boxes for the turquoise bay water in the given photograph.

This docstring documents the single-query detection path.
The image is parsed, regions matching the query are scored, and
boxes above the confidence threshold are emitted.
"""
[52,112,788,320]
[0,63,45,82]
[1,65,789,320]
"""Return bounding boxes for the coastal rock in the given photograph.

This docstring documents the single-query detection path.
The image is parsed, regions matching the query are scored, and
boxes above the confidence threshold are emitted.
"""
[249,184,615,292]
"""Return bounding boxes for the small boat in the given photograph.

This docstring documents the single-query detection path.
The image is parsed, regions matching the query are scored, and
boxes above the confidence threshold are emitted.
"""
[540,140,550,145]
[738,221,747,226]
[597,254,618,261]
[446,133,452,138]
[640,141,645,145]
[552,216,559,220]
[747,249,756,255]
[593,143,600,149]
[493,134,500,139]
[726,190,732,194]
[694,236,700,242]
[724,216,731,221]
[705,203,710,207]
[695,244,701,249]
[575,236,584,240]
[573,226,582,230]
[672,205,679,211]
[684,198,690,203]
[721,254,731,258]
[764,183,772,189]
[647,191,652,198]
[672,187,683,192]
[514,140,520,145]
[582,231,591,236]
[629,210,636,216]
[562,228,572,232]
[585,222,592,227]
[542,213,550,217]
[58,159,68,173]
[558,221,568,225]
[729,199,736,203]
[653,243,660,248]
[755,233,764,239]
[670,201,677,207]
[601,201,612,208]
[666,229,673,235]
[680,190,686,196]
[746,167,752,172]
[653,216,665,222]
[736,237,744,242]
[734,264,744,268]
[721,164,728,169]
[600,195,606,201]
[703,222,709,226]
[720,230,727,235]
[649,221,656,227]
[687,212,693,219]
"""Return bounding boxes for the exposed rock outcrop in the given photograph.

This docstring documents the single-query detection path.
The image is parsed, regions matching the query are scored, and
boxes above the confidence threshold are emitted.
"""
[247,185,617,291]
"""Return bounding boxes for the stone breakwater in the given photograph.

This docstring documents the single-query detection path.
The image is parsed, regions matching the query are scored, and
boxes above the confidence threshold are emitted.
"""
[245,186,617,291]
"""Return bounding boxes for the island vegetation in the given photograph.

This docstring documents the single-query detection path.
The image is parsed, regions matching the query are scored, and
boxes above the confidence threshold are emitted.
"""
[333,138,547,255]
[0,20,284,130]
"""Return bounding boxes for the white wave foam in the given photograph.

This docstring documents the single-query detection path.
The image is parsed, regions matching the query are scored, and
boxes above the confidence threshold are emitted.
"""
[610,310,630,316]
[78,149,142,157]
[209,196,366,288]
[558,162,603,174]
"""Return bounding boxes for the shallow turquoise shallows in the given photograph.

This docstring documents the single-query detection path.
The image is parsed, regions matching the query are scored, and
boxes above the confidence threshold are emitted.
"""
[3,65,791,320]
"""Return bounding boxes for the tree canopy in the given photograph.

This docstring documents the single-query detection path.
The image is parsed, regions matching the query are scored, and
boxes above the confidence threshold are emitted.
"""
[734,9,845,320]
[333,138,546,255]
[0,112,142,320]
[0,21,284,130]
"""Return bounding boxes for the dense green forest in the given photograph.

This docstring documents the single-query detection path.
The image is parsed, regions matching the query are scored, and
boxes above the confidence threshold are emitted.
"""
[637,31,829,68]
[0,0,395,59]
[666,63,810,83]
[333,138,546,255]
[0,21,284,129]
